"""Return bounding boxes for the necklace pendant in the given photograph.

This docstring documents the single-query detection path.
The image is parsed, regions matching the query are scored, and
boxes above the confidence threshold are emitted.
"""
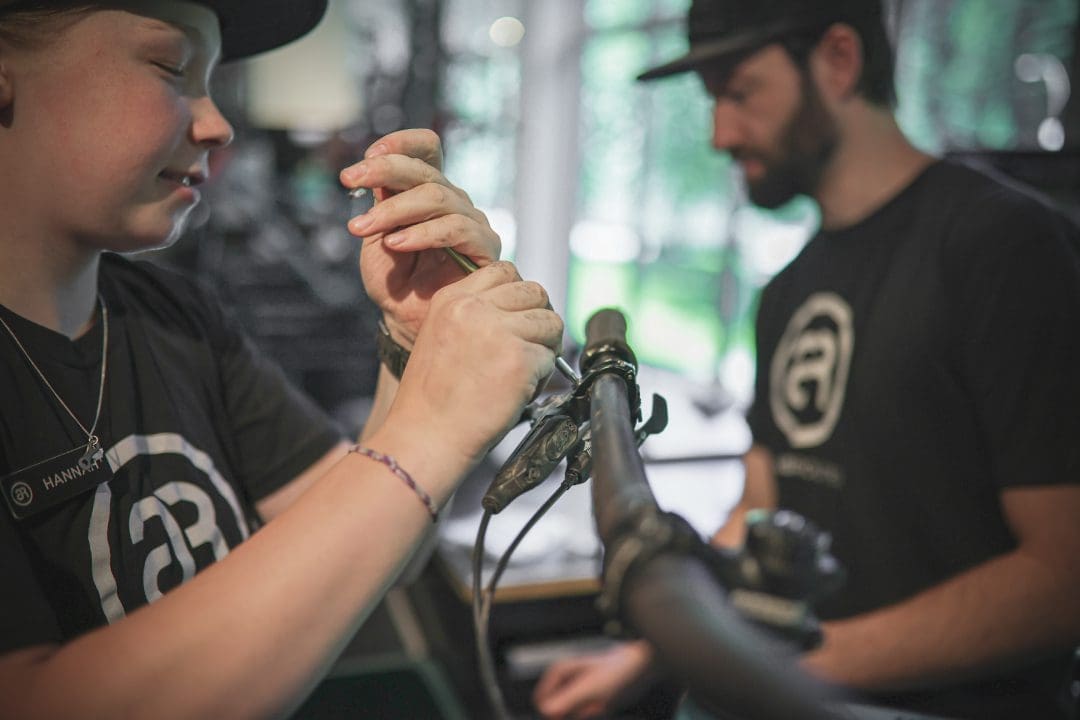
[79,436,103,470]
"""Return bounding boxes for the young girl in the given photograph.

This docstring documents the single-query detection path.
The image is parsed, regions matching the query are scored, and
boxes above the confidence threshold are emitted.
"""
[0,1,562,717]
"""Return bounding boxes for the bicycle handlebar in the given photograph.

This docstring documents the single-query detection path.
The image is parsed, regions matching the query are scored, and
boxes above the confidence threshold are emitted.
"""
[583,308,843,720]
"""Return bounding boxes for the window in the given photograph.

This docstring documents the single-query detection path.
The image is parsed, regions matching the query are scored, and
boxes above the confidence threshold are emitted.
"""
[439,0,1077,406]
[570,0,815,403]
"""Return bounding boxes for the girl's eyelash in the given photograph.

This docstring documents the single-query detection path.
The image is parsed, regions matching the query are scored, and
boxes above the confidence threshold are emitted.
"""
[153,62,185,78]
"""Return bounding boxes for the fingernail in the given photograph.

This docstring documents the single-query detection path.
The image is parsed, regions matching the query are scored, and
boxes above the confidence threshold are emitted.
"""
[365,143,388,158]
[384,233,404,247]
[350,214,374,233]
[342,164,367,184]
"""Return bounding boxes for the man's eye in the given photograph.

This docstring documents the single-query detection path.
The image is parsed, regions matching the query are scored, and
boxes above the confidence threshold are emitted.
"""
[724,89,749,105]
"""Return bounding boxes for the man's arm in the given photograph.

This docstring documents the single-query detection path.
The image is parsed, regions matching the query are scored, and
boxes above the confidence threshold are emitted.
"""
[711,443,778,548]
[802,483,1080,691]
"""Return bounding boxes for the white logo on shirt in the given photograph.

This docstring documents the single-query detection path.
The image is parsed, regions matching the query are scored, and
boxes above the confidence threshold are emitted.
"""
[88,433,250,623]
[769,292,854,448]
[129,481,229,603]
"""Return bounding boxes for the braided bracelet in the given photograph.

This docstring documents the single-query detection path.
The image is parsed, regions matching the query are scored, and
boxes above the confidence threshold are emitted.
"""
[349,446,438,522]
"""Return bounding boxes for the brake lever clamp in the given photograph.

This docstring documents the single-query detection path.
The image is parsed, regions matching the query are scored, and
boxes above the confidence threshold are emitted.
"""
[595,508,707,639]
[491,356,656,511]
[574,357,641,425]
[564,394,668,488]
[563,428,592,486]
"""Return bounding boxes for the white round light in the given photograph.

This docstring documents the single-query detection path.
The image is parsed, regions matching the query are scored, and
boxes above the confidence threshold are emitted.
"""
[1037,117,1065,151]
[489,16,525,48]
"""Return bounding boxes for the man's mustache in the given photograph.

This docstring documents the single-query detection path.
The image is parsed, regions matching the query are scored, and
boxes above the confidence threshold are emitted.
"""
[730,148,767,165]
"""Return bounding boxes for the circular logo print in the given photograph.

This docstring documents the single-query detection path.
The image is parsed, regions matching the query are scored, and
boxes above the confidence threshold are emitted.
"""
[769,292,854,448]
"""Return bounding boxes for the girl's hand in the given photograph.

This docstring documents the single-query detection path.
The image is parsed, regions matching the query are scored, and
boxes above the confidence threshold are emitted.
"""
[341,129,500,349]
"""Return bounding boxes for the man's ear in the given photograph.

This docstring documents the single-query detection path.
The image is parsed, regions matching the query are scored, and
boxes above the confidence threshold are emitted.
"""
[811,23,865,102]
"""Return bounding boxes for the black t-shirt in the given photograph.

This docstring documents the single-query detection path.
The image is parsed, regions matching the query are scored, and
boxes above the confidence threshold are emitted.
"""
[0,254,343,652]
[747,160,1080,718]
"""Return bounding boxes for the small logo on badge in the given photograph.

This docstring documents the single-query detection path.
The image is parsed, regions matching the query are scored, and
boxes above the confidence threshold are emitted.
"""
[10,481,33,508]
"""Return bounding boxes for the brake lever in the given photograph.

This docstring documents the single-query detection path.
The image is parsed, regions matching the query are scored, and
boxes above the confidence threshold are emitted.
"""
[482,414,581,513]
[491,362,666,510]
[565,393,668,487]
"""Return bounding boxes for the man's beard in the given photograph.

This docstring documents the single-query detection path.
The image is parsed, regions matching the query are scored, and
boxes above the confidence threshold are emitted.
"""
[740,73,839,209]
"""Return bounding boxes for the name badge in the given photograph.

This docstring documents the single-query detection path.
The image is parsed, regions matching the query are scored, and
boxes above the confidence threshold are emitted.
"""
[2,443,113,520]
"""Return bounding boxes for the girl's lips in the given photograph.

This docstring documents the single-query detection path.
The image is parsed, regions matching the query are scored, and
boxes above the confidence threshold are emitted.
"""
[159,169,207,187]
[159,173,201,202]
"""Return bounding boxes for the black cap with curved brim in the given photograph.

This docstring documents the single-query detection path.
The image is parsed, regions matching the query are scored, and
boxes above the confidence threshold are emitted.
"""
[636,0,880,82]
[193,0,329,61]
[0,0,329,61]
[637,18,806,81]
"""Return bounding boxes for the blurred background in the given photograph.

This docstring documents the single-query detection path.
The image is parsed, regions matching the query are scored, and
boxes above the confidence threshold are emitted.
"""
[165,0,1080,423]
[154,1,1080,717]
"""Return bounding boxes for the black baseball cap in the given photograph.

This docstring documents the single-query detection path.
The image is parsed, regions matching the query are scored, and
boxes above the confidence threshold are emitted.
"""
[0,0,329,61]
[195,0,329,61]
[637,0,882,81]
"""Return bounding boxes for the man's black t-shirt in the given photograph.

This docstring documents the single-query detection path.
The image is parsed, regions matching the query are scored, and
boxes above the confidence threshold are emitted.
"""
[747,160,1080,718]
[0,254,343,651]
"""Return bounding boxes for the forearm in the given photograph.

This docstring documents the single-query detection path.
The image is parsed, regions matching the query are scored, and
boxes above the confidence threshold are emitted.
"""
[710,498,758,549]
[1,429,463,720]
[710,445,777,549]
[360,364,400,442]
[802,547,1080,692]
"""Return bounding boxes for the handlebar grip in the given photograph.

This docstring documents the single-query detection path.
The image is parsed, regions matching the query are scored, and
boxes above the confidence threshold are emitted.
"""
[585,308,628,347]
[582,308,636,374]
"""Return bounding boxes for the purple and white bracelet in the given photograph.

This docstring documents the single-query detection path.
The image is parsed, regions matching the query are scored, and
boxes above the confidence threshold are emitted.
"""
[349,445,439,522]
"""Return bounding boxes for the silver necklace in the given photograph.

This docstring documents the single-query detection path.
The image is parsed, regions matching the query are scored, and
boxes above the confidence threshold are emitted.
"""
[0,294,108,469]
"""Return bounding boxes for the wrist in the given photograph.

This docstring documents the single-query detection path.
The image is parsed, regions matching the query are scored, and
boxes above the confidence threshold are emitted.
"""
[348,445,439,521]
[799,622,853,686]
[620,640,662,682]
[363,423,472,509]
[626,639,654,660]
[376,319,411,380]
[381,316,415,350]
